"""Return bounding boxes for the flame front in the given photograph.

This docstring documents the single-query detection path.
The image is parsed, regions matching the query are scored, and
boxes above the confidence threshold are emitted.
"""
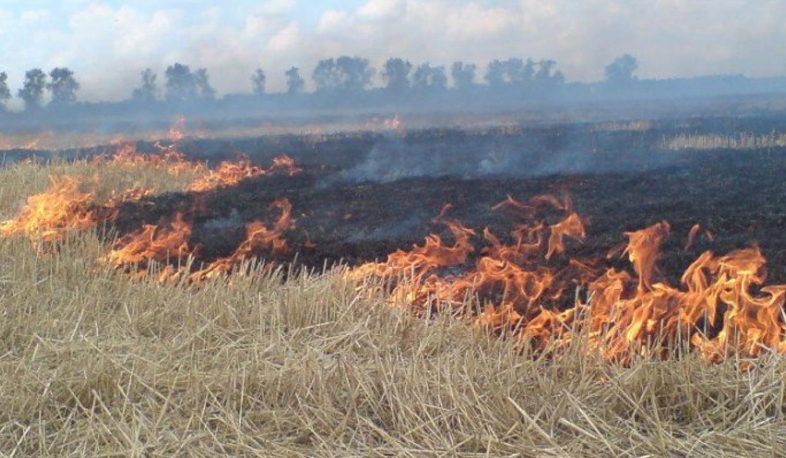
[349,195,786,363]
[5,149,786,364]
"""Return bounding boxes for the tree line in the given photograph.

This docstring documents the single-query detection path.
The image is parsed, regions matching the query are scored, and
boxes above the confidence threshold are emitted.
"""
[0,55,642,112]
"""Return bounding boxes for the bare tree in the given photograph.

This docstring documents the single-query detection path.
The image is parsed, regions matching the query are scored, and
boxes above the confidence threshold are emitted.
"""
[285,67,305,95]
[18,69,47,110]
[251,69,266,96]
[382,58,412,92]
[47,67,80,106]
[132,69,158,103]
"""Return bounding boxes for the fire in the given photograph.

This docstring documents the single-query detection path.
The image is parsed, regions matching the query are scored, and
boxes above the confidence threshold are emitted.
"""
[96,143,207,177]
[101,213,194,274]
[98,198,295,283]
[189,199,294,281]
[348,194,786,363]
[7,147,786,364]
[0,176,95,242]
[187,155,301,192]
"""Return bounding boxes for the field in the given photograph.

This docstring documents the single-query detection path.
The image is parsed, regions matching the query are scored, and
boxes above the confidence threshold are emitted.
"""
[2,119,786,456]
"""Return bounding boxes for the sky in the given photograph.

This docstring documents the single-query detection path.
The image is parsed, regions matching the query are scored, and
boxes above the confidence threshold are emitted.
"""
[0,0,785,103]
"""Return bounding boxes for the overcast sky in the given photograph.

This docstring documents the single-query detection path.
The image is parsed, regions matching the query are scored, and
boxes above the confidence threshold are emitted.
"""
[1,0,784,102]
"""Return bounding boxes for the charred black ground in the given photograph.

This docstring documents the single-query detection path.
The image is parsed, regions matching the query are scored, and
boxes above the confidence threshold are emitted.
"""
[103,129,786,285]
[6,117,786,285]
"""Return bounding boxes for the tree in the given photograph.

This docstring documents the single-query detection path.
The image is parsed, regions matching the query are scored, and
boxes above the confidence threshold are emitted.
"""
[313,56,374,93]
[132,69,158,103]
[18,69,47,110]
[165,63,214,102]
[285,67,304,95]
[312,58,341,92]
[485,58,534,88]
[451,62,476,90]
[412,63,447,91]
[336,56,374,92]
[251,69,266,96]
[0,72,10,109]
[605,54,639,84]
[165,63,198,102]
[47,67,80,106]
[382,58,412,92]
[534,59,564,86]
[194,68,215,100]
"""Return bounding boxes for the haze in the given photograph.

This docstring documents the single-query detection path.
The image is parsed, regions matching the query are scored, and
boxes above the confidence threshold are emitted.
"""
[1,0,785,103]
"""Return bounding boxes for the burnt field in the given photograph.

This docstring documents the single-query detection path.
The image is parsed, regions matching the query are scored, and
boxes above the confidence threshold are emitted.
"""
[6,117,786,455]
[84,121,786,286]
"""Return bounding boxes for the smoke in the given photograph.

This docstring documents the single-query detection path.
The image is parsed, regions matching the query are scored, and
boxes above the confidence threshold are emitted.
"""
[326,128,680,186]
[2,0,785,102]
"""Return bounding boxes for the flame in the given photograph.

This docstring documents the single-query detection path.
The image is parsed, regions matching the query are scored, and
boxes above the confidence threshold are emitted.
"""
[96,143,206,177]
[187,155,301,192]
[189,199,294,281]
[8,147,786,364]
[101,213,194,273]
[685,223,702,251]
[168,116,187,142]
[0,176,96,242]
[347,194,786,363]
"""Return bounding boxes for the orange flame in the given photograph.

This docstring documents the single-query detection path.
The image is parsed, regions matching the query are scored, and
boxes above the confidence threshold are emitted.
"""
[187,155,301,192]
[189,199,295,281]
[101,213,194,272]
[348,195,786,363]
[0,176,97,242]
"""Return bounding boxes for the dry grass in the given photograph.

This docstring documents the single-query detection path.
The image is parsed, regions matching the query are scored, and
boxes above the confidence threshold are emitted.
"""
[1,161,786,457]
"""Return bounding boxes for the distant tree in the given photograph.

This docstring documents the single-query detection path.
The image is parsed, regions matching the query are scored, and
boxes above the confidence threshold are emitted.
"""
[47,67,80,106]
[165,63,198,102]
[285,67,305,95]
[382,58,412,92]
[412,63,447,91]
[251,68,266,96]
[336,56,374,92]
[0,72,10,109]
[194,68,216,100]
[534,59,564,85]
[451,62,476,90]
[313,56,374,93]
[485,58,535,88]
[165,63,214,102]
[18,68,47,110]
[132,68,158,103]
[312,58,341,92]
[485,60,507,87]
[605,54,639,84]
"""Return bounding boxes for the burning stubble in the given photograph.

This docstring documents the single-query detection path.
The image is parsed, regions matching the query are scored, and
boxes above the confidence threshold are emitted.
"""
[3,144,786,365]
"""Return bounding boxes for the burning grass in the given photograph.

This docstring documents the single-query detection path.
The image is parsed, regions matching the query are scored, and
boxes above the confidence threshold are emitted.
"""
[2,151,786,456]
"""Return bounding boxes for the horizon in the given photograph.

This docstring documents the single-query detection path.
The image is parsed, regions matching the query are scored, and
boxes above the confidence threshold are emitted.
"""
[1,0,785,105]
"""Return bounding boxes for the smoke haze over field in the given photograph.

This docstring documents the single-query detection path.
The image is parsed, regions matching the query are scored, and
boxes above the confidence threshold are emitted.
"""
[1,0,785,103]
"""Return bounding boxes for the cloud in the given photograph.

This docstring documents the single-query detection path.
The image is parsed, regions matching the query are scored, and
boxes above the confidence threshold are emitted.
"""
[357,0,406,21]
[0,0,784,102]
